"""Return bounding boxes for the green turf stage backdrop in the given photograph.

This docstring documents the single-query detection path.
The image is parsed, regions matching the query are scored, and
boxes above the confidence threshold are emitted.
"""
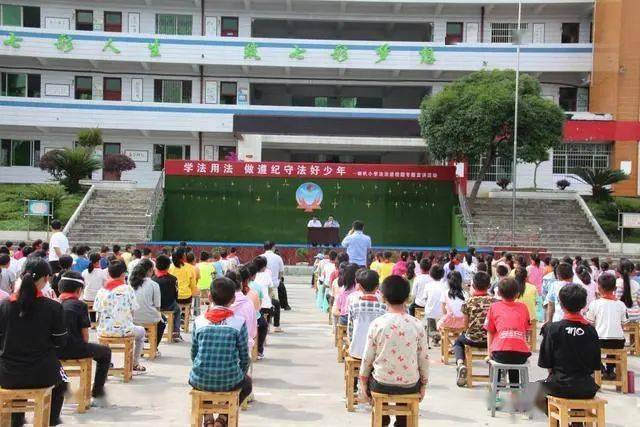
[161,176,456,247]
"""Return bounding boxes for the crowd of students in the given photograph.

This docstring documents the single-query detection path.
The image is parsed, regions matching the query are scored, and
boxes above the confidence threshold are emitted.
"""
[313,248,640,425]
[0,235,288,427]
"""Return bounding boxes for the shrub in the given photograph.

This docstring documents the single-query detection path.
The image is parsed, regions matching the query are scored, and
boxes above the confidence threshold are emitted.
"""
[573,167,629,202]
[103,154,136,172]
[25,184,68,214]
[556,179,570,190]
[295,247,308,262]
[496,178,511,190]
[38,148,101,193]
[76,128,103,149]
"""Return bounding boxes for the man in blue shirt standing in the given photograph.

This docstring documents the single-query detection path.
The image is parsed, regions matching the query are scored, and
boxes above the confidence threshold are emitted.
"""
[341,220,372,267]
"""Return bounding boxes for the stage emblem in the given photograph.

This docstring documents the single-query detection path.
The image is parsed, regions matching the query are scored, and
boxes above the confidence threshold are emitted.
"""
[296,182,323,212]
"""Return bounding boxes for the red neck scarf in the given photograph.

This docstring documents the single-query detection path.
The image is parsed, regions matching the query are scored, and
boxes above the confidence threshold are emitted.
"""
[600,292,617,301]
[155,270,169,278]
[472,290,489,297]
[205,307,235,324]
[9,289,44,302]
[564,312,590,325]
[360,294,378,302]
[59,292,79,301]
[105,278,125,291]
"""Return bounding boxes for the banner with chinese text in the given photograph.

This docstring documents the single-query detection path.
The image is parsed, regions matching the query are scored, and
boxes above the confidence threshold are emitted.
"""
[165,160,455,181]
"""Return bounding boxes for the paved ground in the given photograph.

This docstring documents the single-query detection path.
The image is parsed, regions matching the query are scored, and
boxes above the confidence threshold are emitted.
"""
[61,276,640,426]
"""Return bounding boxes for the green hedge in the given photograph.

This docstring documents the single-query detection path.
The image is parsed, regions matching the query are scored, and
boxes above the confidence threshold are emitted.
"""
[587,197,640,243]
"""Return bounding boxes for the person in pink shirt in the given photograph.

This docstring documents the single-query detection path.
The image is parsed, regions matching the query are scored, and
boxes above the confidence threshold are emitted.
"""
[485,277,531,385]
[526,253,546,295]
[334,263,359,325]
[0,287,9,301]
[226,268,257,351]
[391,251,409,277]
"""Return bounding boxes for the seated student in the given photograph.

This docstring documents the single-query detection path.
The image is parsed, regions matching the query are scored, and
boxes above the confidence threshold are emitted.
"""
[127,249,143,276]
[0,254,16,294]
[190,277,252,427]
[196,251,216,306]
[586,273,627,380]
[359,275,428,427]
[334,263,359,326]
[153,255,182,342]
[436,270,466,331]
[616,259,640,322]
[51,255,73,297]
[514,267,537,321]
[545,263,576,323]
[82,252,108,302]
[485,278,531,385]
[94,260,146,373]
[347,269,387,359]
[130,259,166,351]
[71,246,90,273]
[408,258,431,316]
[489,264,509,298]
[226,268,258,351]
[453,271,495,387]
[537,284,601,410]
[420,264,447,343]
[377,252,394,283]
[56,271,112,398]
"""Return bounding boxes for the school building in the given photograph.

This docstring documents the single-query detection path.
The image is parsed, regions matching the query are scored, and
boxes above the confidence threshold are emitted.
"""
[0,0,638,195]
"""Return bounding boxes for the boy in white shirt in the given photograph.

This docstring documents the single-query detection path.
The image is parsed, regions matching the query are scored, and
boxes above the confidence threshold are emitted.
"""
[585,273,627,380]
[409,259,431,316]
[420,264,447,344]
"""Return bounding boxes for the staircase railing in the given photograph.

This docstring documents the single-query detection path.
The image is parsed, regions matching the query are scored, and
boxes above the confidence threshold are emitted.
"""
[456,181,476,246]
[144,171,164,242]
[63,184,95,235]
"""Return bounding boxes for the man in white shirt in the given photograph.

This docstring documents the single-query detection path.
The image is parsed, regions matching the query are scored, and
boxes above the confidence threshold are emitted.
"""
[48,219,69,273]
[263,241,285,331]
[324,215,340,228]
[307,216,322,228]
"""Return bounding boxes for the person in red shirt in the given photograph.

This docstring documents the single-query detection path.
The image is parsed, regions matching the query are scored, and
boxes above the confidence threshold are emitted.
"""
[485,278,531,384]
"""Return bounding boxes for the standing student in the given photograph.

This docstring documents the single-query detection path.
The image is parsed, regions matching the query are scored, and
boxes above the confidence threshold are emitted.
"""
[98,246,110,269]
[153,255,182,342]
[130,259,166,350]
[575,265,597,309]
[437,271,466,331]
[377,251,394,283]
[616,259,640,322]
[392,251,409,277]
[48,219,69,274]
[514,267,537,321]
[586,273,628,380]
[408,259,431,316]
[227,247,241,268]
[420,264,447,343]
[51,255,73,297]
[251,256,272,359]
[121,245,133,266]
[82,252,108,302]
[369,252,383,276]
[359,275,428,427]
[341,220,372,268]
[94,260,146,372]
[211,252,224,279]
[56,271,112,398]
[347,269,386,359]
[527,253,546,295]
[263,241,284,330]
[127,249,143,275]
[0,258,68,426]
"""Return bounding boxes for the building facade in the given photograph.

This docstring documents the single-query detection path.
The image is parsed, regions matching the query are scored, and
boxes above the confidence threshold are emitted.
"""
[0,0,610,193]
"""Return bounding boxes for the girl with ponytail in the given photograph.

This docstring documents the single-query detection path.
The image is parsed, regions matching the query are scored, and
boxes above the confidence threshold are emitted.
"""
[616,259,640,321]
[0,257,68,425]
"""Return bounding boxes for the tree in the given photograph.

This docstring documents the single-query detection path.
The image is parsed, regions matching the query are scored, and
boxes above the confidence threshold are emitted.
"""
[573,167,629,202]
[76,128,103,149]
[38,147,101,193]
[419,69,565,199]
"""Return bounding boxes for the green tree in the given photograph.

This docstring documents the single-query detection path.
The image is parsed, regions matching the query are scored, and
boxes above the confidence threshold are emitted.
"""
[76,128,103,149]
[573,167,629,202]
[419,69,565,199]
[38,147,101,193]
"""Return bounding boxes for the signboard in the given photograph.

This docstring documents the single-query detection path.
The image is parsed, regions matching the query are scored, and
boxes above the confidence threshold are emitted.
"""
[131,78,143,102]
[205,16,218,36]
[205,81,218,104]
[165,160,456,181]
[45,83,71,97]
[26,200,51,217]
[128,13,140,33]
[621,213,640,229]
[45,17,70,31]
[124,150,149,162]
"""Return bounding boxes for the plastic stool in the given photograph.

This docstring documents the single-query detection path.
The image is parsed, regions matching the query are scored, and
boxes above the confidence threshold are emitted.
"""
[488,360,529,417]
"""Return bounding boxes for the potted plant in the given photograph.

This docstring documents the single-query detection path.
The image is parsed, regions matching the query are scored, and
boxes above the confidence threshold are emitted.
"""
[102,153,136,181]
[76,128,103,149]
[556,179,571,190]
[496,178,511,191]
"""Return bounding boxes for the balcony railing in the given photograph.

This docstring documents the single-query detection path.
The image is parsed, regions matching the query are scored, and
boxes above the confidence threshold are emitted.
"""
[0,26,593,72]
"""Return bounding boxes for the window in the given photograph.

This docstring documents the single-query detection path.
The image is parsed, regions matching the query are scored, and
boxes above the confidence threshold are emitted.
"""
[1,73,40,97]
[0,139,40,167]
[424,22,434,42]
[75,76,93,100]
[103,77,122,101]
[219,146,236,161]
[1,4,39,27]
[561,23,579,43]
[153,144,191,171]
[75,10,93,31]
[491,23,529,43]
[469,156,512,182]
[153,80,192,103]
[156,14,193,35]
[219,82,237,104]
[220,17,239,37]
[552,143,611,175]
[104,11,122,32]
[559,87,578,111]
[445,22,464,45]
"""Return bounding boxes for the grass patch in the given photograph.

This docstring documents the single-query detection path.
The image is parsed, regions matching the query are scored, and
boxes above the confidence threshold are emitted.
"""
[0,184,85,231]
[587,197,640,243]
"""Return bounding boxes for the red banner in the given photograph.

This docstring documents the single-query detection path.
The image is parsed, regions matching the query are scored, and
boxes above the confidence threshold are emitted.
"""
[165,160,456,181]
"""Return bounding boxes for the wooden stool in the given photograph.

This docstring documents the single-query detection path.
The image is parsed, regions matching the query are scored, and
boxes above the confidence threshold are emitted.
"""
[161,310,175,343]
[547,396,606,426]
[336,324,347,363]
[251,341,258,362]
[86,301,97,329]
[179,303,192,333]
[464,344,489,388]
[60,358,92,413]
[141,323,158,360]
[594,348,628,393]
[344,357,361,412]
[623,322,639,356]
[371,392,420,427]
[0,386,53,427]
[98,335,134,382]
[190,389,240,427]
[527,319,538,352]
[414,308,425,321]
[440,327,464,365]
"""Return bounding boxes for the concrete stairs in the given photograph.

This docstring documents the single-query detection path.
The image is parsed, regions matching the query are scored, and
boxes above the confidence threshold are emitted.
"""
[67,189,154,249]
[469,198,610,258]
